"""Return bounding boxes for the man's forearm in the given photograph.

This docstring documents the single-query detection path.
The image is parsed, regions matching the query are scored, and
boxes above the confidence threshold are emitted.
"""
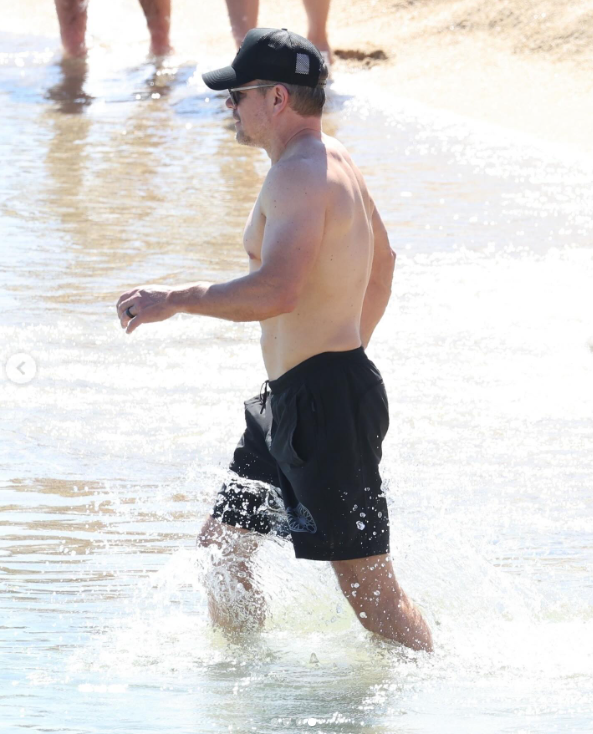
[167,270,294,322]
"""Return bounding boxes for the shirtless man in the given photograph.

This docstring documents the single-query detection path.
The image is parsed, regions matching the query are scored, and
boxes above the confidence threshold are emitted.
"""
[116,28,433,652]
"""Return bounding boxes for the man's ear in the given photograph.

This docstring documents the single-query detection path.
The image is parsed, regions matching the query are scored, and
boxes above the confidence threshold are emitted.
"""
[271,84,290,115]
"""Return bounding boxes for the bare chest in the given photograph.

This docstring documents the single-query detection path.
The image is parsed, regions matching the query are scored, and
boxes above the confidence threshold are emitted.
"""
[243,197,266,264]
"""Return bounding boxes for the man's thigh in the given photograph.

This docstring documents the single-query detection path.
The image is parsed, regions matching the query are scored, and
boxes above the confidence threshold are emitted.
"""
[209,394,290,539]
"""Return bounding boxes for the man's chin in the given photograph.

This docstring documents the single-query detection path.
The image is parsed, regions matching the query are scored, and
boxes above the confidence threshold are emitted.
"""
[236,129,257,147]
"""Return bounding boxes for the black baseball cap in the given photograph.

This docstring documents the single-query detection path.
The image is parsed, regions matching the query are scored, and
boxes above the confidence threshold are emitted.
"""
[202,28,325,90]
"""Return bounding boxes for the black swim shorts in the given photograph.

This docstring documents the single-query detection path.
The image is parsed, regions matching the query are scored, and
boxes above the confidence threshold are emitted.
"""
[211,347,390,561]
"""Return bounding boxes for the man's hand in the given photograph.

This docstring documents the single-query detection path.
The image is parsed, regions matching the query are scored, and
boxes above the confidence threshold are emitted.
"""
[116,284,177,335]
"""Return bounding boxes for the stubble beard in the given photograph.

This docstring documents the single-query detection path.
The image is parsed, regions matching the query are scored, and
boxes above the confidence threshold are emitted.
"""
[236,128,252,146]
[236,127,260,148]
[234,115,266,148]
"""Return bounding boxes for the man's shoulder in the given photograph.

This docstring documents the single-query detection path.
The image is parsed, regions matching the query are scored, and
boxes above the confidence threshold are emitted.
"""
[270,144,326,178]
[261,151,327,212]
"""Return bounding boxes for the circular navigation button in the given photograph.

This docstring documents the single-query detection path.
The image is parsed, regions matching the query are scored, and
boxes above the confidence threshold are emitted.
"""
[5,353,37,385]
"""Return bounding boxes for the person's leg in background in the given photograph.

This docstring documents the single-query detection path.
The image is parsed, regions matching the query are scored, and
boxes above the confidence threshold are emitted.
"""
[137,0,172,55]
[302,0,332,63]
[55,0,171,57]
[54,0,88,58]
[225,0,259,49]
[224,0,332,63]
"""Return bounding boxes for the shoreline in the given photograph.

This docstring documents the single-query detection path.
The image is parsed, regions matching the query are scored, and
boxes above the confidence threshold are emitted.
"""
[255,0,593,159]
[5,0,593,158]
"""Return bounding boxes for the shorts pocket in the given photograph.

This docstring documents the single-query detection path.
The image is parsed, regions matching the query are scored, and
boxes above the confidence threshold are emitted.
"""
[357,381,389,463]
[270,388,318,468]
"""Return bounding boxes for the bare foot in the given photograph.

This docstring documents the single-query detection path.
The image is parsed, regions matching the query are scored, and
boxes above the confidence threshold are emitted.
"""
[149,41,173,57]
[309,37,333,67]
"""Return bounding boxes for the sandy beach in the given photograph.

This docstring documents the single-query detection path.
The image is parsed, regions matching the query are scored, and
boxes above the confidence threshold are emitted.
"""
[252,0,593,158]
[4,0,592,156]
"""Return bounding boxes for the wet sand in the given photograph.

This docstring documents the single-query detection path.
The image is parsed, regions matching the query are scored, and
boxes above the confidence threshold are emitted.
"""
[5,0,592,156]
[253,0,593,157]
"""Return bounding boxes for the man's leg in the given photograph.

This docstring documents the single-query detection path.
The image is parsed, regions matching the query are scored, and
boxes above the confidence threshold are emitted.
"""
[332,554,433,652]
[54,0,88,58]
[224,0,259,49]
[197,514,266,637]
[302,0,332,62]
[137,0,172,55]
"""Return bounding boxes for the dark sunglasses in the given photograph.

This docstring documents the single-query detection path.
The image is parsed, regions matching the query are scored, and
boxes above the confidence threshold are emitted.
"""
[228,83,277,107]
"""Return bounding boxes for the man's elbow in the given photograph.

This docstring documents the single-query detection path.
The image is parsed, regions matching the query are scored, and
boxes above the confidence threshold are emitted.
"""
[276,288,299,314]
[370,248,395,293]
[382,246,396,283]
[376,236,396,270]
[263,288,299,319]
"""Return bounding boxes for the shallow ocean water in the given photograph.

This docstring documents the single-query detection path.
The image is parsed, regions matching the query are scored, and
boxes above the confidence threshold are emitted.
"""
[1,5,593,734]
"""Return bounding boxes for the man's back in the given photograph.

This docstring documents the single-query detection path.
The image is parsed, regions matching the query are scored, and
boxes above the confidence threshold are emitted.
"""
[244,132,375,379]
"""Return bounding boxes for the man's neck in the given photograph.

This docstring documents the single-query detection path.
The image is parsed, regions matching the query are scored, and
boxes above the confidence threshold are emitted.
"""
[266,121,323,163]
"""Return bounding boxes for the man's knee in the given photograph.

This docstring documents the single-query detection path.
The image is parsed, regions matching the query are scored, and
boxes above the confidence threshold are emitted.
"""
[197,514,259,556]
[197,515,224,549]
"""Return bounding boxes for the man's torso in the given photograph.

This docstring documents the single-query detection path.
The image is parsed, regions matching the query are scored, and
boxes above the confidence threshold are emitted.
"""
[244,133,374,379]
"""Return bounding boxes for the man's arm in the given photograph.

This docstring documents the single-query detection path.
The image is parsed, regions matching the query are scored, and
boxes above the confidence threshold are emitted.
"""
[117,161,326,334]
[360,203,396,348]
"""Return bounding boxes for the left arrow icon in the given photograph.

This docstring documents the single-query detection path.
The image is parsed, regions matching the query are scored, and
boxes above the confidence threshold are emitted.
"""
[5,354,37,385]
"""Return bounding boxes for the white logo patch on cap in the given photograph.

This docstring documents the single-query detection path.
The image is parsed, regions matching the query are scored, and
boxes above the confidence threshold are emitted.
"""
[295,53,310,75]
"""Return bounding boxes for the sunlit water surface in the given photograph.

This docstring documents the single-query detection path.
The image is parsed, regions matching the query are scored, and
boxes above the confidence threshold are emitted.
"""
[1,12,593,734]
